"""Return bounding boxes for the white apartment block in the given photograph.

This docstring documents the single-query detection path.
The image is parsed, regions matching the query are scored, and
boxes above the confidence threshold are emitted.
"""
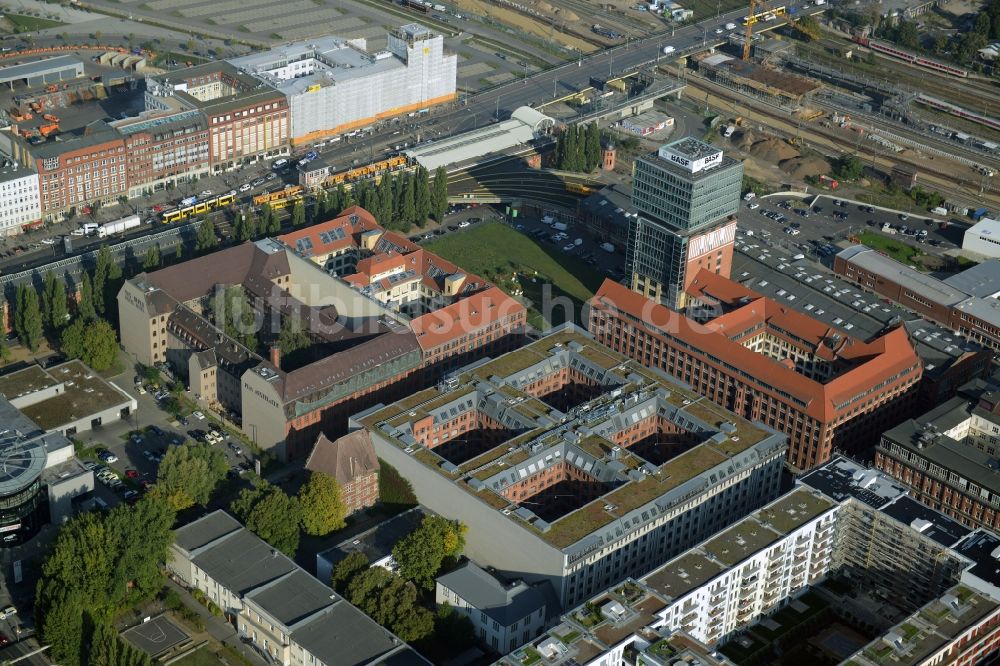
[499,457,1000,666]
[229,24,456,145]
[0,163,41,236]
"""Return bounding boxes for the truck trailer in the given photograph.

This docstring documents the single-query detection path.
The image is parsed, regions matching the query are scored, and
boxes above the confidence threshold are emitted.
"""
[98,215,141,238]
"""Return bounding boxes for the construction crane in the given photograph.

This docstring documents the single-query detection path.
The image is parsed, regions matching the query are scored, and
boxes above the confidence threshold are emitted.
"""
[742,0,766,60]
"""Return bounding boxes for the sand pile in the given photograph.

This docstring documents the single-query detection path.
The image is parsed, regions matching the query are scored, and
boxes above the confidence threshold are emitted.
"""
[749,137,800,163]
[779,155,830,179]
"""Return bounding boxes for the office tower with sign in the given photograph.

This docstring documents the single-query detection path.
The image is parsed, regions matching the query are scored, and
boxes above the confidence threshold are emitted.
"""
[626,137,743,308]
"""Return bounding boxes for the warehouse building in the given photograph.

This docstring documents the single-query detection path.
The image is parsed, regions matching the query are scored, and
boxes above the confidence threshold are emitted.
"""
[502,457,1000,666]
[963,217,1000,258]
[0,56,84,90]
[356,325,788,609]
[589,273,923,470]
[230,24,456,146]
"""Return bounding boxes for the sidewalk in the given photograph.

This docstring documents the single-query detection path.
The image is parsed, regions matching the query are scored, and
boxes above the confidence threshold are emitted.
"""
[164,578,269,666]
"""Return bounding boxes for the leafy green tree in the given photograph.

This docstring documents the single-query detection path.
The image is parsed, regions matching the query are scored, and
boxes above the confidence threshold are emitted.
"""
[298,472,347,536]
[142,245,161,271]
[376,174,393,224]
[261,203,281,235]
[0,342,10,365]
[433,603,476,652]
[975,12,991,36]
[60,317,118,371]
[15,283,43,352]
[230,482,302,556]
[314,189,328,221]
[157,441,228,510]
[195,219,218,253]
[327,187,343,218]
[830,154,864,181]
[36,586,84,666]
[400,173,415,231]
[338,183,353,209]
[43,270,68,333]
[431,166,448,222]
[346,568,434,641]
[93,245,121,317]
[78,272,97,321]
[392,515,467,590]
[219,286,257,351]
[331,552,369,593]
[175,243,184,262]
[278,316,310,358]
[291,200,306,228]
[896,20,920,49]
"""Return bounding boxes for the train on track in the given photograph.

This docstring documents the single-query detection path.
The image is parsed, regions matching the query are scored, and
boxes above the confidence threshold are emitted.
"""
[916,94,1000,133]
[852,37,969,78]
[161,192,236,223]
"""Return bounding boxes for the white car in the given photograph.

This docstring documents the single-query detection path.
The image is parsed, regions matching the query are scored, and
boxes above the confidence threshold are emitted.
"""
[239,183,252,192]
[0,606,17,620]
[562,243,576,252]
[715,27,723,33]
[192,410,206,420]
[199,190,213,198]
[458,221,470,228]
[748,202,759,209]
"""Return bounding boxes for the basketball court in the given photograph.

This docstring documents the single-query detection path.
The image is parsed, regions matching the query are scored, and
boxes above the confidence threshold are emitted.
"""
[122,615,190,657]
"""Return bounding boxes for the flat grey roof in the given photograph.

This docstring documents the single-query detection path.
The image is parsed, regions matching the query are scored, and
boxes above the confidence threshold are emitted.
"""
[174,510,243,553]
[798,456,908,509]
[943,259,1000,298]
[0,55,83,84]
[245,570,336,628]
[836,245,969,306]
[191,528,298,595]
[880,495,971,547]
[317,506,428,569]
[952,296,1000,327]
[289,602,404,665]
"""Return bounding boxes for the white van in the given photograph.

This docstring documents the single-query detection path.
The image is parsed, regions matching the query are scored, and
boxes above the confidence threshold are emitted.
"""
[272,158,288,169]
[662,45,675,54]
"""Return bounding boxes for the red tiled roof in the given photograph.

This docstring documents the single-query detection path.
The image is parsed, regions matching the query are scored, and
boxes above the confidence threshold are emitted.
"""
[410,286,526,352]
[277,206,381,256]
[591,277,921,422]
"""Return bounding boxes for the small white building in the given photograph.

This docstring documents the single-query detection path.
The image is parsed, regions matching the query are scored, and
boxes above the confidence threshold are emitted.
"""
[436,561,547,654]
[0,159,40,236]
[963,217,1000,258]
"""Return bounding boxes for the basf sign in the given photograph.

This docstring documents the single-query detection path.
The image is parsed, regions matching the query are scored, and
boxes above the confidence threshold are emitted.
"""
[658,140,723,174]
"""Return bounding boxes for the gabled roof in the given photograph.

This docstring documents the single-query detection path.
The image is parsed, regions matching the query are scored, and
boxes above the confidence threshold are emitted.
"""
[305,430,380,486]
[277,206,381,258]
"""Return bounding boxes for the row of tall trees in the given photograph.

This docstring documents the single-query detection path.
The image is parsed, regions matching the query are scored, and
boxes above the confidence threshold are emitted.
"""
[349,166,449,233]
[555,122,603,173]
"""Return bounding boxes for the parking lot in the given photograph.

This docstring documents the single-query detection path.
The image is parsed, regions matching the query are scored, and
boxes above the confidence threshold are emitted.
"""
[79,367,259,510]
[737,193,968,265]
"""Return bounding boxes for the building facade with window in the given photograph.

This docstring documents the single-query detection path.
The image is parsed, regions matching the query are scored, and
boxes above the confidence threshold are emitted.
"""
[11,121,126,220]
[0,162,40,236]
[113,109,211,197]
[437,561,547,654]
[875,368,1000,532]
[626,138,742,308]
[588,273,923,470]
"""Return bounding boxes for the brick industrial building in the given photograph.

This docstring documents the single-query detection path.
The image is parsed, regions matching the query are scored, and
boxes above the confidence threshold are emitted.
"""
[117,207,525,459]
[835,247,1000,353]
[357,325,788,609]
[876,368,1000,532]
[588,272,923,470]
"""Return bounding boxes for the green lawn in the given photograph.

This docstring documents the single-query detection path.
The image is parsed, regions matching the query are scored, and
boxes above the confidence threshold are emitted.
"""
[856,232,922,265]
[423,223,604,330]
[172,648,224,666]
[4,13,65,31]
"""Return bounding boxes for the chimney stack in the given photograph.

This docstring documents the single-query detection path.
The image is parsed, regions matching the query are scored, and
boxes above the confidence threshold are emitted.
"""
[270,344,281,368]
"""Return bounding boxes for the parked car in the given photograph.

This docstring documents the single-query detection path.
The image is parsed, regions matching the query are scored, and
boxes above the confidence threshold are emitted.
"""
[199,190,213,198]
[192,410,206,420]
[0,606,18,620]
[125,469,139,479]
[229,442,243,455]
[239,183,252,192]
[458,221,470,228]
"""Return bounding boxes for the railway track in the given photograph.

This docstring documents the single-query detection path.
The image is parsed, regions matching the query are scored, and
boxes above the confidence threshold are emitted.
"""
[682,75,1000,208]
